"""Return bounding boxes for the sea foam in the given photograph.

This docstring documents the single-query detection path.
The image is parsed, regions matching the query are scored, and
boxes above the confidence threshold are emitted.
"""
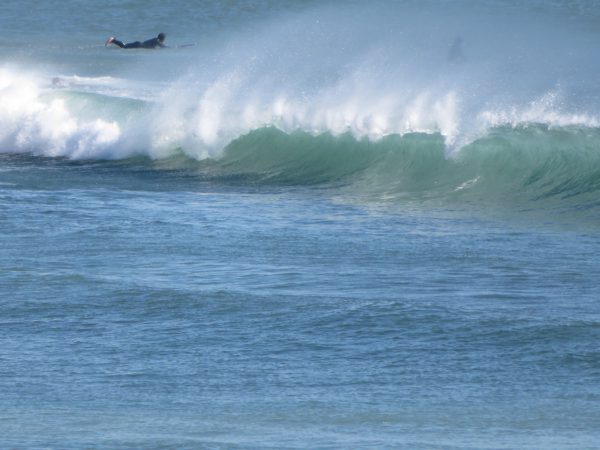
[0,68,121,159]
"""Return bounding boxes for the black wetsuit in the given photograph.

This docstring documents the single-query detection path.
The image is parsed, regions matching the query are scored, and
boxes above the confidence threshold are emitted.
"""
[111,36,166,49]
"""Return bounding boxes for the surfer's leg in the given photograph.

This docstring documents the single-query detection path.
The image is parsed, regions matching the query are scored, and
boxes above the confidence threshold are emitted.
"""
[123,41,142,49]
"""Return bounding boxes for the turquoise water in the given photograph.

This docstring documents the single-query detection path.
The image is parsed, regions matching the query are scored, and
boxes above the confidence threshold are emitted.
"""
[2,1,600,448]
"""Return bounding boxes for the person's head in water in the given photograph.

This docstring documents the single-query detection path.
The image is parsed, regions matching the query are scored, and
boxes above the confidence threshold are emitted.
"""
[158,33,166,43]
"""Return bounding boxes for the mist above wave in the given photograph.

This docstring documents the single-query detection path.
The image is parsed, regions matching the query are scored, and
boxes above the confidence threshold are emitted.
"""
[1,1,600,160]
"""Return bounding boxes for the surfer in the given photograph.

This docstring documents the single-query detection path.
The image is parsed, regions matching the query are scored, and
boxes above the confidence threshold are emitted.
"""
[105,33,166,49]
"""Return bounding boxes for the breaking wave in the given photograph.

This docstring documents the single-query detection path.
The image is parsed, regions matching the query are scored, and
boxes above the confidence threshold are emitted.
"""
[207,126,600,206]
[2,0,600,213]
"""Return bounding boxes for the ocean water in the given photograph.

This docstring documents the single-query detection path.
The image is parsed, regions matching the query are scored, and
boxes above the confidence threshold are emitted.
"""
[2,1,600,448]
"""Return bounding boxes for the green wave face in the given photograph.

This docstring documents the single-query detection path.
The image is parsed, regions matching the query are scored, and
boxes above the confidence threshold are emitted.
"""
[211,126,600,203]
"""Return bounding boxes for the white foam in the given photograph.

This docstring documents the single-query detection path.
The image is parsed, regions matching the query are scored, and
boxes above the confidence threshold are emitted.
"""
[455,176,480,192]
[0,68,122,158]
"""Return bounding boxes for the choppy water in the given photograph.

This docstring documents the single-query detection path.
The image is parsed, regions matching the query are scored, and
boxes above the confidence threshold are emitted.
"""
[2,1,600,448]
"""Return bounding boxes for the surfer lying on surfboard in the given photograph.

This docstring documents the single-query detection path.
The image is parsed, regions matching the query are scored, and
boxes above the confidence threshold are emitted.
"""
[105,33,166,49]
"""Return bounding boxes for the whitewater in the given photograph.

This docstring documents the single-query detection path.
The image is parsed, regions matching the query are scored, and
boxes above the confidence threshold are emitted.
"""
[1,1,600,449]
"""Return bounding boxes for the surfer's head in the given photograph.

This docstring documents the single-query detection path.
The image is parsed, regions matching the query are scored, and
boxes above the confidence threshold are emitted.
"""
[158,33,166,42]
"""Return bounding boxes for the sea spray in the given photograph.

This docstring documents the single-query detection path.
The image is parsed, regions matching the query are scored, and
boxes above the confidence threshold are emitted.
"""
[1,0,600,160]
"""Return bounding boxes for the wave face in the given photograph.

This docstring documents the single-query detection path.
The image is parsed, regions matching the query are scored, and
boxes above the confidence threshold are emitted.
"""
[1,0,600,211]
[202,126,600,208]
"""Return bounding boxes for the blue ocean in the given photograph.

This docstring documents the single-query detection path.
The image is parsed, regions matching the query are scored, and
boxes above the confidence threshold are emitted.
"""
[2,1,600,448]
